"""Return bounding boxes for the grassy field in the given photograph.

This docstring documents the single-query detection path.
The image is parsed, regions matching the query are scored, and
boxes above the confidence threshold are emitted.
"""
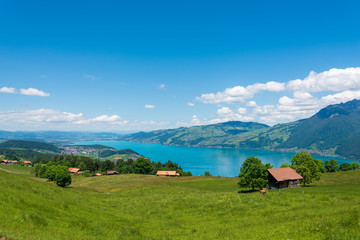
[0,165,359,240]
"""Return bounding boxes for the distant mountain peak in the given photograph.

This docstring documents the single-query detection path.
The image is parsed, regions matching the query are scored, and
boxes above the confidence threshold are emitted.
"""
[316,99,360,119]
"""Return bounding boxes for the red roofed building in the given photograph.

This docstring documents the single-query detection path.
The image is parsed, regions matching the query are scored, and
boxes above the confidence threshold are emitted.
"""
[267,167,303,189]
[156,171,180,177]
[1,160,12,165]
[23,161,32,167]
[68,168,82,175]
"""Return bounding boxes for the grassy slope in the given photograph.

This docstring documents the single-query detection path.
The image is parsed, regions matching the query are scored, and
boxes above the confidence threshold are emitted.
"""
[0,165,359,240]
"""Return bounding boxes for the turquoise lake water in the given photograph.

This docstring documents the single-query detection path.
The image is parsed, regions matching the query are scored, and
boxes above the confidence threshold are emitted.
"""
[73,141,356,177]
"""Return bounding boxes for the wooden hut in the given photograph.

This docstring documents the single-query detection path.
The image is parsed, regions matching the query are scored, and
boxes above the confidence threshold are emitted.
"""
[267,167,303,189]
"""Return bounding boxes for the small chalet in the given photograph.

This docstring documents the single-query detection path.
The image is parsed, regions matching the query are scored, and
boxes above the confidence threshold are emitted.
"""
[267,167,303,189]
[23,161,32,167]
[107,171,118,175]
[1,160,12,165]
[156,171,180,177]
[68,168,82,175]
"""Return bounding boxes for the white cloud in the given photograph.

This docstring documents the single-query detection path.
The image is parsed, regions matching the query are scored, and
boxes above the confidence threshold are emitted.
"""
[19,88,50,97]
[92,115,122,122]
[246,101,257,107]
[0,87,16,94]
[144,104,155,109]
[197,81,285,104]
[187,102,195,106]
[320,90,360,106]
[40,74,48,78]
[0,109,83,124]
[216,107,254,122]
[191,115,201,125]
[159,84,166,89]
[287,67,360,92]
[237,107,247,114]
[83,74,97,80]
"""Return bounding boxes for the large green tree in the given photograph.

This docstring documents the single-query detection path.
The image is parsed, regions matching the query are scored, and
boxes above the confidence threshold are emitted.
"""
[54,166,72,187]
[134,158,153,174]
[291,152,321,186]
[325,159,339,172]
[350,162,360,170]
[238,156,270,190]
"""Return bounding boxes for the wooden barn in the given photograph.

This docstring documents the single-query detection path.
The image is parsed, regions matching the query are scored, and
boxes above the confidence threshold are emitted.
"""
[267,167,303,189]
[156,171,180,177]
[68,168,83,175]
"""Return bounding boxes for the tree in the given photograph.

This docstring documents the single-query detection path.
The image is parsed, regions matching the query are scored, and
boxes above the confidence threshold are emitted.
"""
[134,158,153,174]
[183,171,192,176]
[38,165,48,178]
[315,159,326,173]
[238,156,269,190]
[54,167,72,187]
[204,171,212,176]
[325,159,339,172]
[350,162,360,170]
[339,163,351,171]
[291,152,321,186]
[45,165,58,181]
[280,163,290,168]
[100,160,115,172]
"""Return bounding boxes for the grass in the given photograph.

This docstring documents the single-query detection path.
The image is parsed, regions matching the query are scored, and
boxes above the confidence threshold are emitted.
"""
[0,165,359,239]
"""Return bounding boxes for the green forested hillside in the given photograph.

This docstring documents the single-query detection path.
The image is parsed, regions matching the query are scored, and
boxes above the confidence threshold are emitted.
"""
[124,121,271,148]
[0,140,60,153]
[124,100,360,159]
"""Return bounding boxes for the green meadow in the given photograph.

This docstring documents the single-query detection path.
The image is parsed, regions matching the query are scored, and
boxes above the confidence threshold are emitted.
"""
[0,165,359,240]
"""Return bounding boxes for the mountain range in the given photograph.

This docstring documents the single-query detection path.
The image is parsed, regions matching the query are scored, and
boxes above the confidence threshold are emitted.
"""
[123,99,360,160]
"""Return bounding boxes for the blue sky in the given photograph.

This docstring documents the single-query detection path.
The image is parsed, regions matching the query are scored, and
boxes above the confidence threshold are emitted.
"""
[1,0,360,131]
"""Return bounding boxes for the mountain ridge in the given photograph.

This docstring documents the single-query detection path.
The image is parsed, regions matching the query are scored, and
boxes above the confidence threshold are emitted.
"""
[123,99,360,160]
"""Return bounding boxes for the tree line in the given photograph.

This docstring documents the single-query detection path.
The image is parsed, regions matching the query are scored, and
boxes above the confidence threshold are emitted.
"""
[33,154,191,177]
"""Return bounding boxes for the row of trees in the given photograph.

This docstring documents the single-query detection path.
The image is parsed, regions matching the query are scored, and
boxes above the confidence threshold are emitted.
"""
[34,163,72,187]
[281,158,360,173]
[32,154,192,177]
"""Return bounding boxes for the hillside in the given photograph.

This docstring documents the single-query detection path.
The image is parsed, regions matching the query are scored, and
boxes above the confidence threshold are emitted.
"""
[0,140,60,153]
[123,100,360,159]
[279,100,360,157]
[124,121,270,148]
[0,165,359,239]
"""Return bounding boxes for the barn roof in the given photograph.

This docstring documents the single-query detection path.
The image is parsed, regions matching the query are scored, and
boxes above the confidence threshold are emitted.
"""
[267,167,303,182]
[68,168,81,173]
[156,171,180,176]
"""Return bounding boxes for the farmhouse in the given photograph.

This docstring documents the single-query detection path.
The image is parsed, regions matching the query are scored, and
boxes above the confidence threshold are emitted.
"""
[156,171,180,177]
[267,167,303,189]
[107,171,118,175]
[1,160,12,165]
[68,168,83,175]
[23,161,32,167]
